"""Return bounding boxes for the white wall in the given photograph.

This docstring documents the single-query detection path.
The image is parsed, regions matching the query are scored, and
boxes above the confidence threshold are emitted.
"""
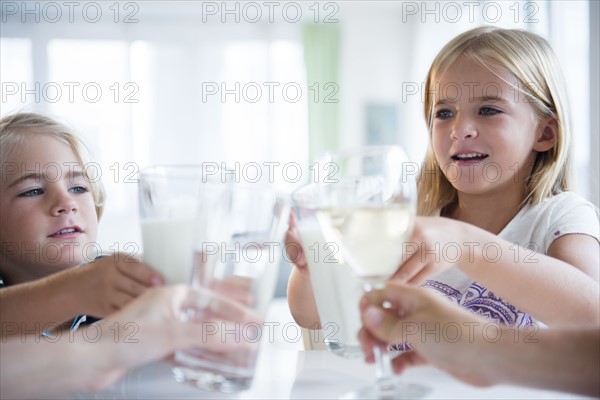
[334,1,596,206]
[1,1,597,270]
[590,0,599,208]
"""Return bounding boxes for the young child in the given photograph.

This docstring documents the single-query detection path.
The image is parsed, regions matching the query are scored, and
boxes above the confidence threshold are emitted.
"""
[287,26,599,330]
[0,112,163,335]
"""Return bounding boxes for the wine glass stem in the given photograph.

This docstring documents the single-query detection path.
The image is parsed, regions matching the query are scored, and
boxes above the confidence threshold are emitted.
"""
[363,282,395,392]
[374,343,394,381]
[373,339,398,397]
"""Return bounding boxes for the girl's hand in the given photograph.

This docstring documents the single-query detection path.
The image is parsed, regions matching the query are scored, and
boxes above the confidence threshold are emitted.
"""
[72,254,164,317]
[285,212,309,274]
[392,216,470,284]
[285,212,322,328]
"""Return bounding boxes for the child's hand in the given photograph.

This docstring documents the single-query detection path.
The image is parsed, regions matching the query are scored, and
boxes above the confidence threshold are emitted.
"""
[72,254,164,317]
[284,212,308,274]
[392,216,468,284]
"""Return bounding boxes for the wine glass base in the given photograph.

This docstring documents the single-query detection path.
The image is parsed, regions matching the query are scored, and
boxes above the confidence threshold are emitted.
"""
[340,378,431,399]
[325,341,364,359]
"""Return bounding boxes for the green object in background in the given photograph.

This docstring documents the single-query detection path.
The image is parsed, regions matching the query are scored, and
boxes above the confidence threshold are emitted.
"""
[303,23,340,164]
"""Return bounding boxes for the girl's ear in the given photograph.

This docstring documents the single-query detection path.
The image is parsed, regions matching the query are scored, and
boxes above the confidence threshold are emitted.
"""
[533,117,558,152]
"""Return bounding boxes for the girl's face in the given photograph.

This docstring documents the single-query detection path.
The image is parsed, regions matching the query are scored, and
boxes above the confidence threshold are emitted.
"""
[0,134,98,281]
[431,55,554,198]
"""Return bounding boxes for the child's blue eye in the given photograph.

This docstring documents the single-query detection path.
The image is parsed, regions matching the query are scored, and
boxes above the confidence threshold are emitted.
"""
[19,188,44,197]
[480,107,500,116]
[435,109,454,119]
[70,186,89,194]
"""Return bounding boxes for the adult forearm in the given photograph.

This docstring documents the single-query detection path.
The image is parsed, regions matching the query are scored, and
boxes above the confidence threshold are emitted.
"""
[0,333,101,399]
[0,322,151,398]
[494,328,600,397]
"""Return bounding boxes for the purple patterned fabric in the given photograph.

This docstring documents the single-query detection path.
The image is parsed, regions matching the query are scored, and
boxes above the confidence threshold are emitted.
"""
[457,282,533,328]
[390,279,533,351]
[422,280,462,303]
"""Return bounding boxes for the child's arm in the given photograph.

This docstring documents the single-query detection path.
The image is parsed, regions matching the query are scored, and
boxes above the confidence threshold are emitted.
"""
[394,216,600,326]
[0,271,83,335]
[288,267,321,329]
[285,216,321,329]
[0,254,163,336]
[546,233,599,280]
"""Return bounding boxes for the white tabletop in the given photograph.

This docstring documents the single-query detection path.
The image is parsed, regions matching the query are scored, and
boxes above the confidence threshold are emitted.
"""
[74,347,588,400]
[73,299,589,400]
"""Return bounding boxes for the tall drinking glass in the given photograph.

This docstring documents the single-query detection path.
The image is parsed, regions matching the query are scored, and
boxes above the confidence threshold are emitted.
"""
[308,145,430,399]
[292,186,364,358]
[172,182,290,393]
[138,165,209,284]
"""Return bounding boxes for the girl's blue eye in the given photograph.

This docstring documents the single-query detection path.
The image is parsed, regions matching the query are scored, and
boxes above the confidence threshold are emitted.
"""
[480,107,500,116]
[19,188,44,197]
[70,186,89,194]
[435,109,453,119]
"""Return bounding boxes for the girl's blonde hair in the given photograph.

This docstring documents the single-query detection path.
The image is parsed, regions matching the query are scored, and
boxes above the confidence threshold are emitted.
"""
[0,112,106,219]
[418,26,572,215]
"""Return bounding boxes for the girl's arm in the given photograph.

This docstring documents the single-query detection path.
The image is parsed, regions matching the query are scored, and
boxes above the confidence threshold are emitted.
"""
[285,221,321,329]
[287,266,321,329]
[463,229,599,325]
[396,217,600,326]
[547,233,599,281]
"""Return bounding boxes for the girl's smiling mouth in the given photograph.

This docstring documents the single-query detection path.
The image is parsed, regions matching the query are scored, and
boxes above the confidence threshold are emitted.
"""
[451,152,489,164]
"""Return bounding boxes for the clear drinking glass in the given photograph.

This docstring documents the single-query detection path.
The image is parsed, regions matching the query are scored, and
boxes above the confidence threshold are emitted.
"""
[292,186,365,358]
[138,165,210,284]
[307,145,430,399]
[171,181,290,393]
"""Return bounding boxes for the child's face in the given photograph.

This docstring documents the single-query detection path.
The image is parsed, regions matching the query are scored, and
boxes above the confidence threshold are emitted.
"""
[0,134,98,279]
[431,55,549,197]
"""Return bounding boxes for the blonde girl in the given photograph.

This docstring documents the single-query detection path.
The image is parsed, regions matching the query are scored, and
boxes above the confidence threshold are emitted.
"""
[397,26,599,327]
[287,27,599,329]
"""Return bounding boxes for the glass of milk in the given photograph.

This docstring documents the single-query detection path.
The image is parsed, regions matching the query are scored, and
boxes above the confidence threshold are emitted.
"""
[172,182,290,393]
[138,165,215,285]
[291,184,364,358]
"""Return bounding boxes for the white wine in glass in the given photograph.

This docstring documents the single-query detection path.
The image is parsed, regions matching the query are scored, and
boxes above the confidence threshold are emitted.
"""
[312,146,430,399]
[316,205,413,287]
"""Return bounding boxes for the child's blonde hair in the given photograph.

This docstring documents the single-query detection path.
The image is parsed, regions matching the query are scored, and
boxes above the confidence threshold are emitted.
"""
[418,26,572,216]
[0,112,106,219]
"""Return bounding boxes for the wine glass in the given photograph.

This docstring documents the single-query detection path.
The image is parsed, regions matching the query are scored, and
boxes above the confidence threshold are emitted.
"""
[311,145,430,399]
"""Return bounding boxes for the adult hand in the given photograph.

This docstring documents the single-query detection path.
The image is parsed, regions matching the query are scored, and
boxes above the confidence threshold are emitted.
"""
[83,285,259,391]
[0,285,258,398]
[358,282,499,387]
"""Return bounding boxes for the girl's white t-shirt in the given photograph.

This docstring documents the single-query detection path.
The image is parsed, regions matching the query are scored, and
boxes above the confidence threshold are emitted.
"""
[422,191,599,328]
